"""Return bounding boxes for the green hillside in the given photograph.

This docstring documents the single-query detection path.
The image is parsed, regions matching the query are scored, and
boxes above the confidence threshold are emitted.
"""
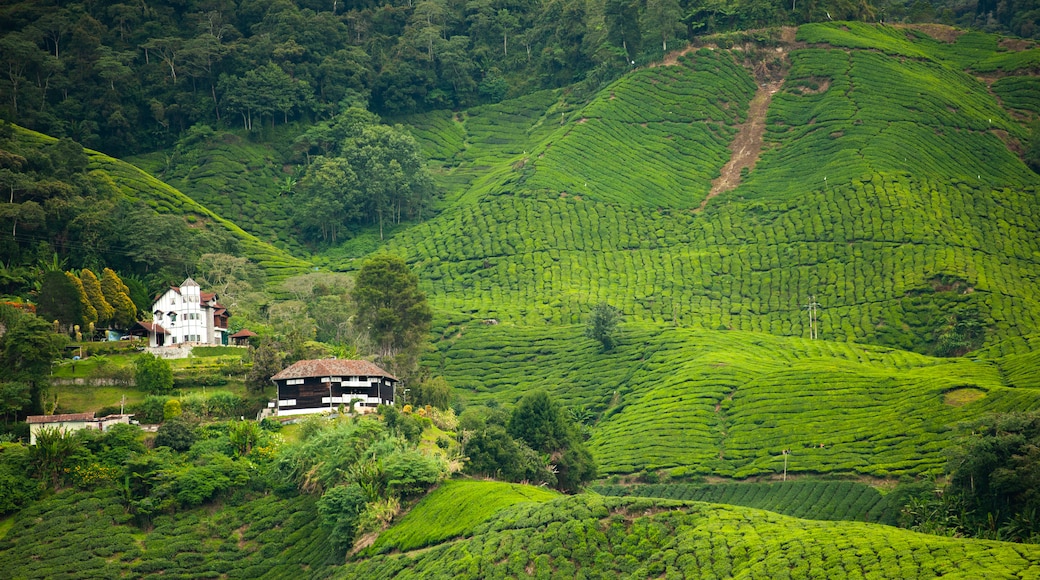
[429,322,1040,476]
[593,480,898,523]
[367,480,559,554]
[378,24,1040,354]
[85,153,311,282]
[128,131,306,257]
[0,489,337,579]
[11,126,312,282]
[341,493,1040,578]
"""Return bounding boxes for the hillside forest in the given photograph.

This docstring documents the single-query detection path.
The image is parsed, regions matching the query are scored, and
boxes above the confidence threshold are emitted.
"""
[2,0,1040,577]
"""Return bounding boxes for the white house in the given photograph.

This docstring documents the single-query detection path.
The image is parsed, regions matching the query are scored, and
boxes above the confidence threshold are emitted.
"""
[27,412,134,444]
[140,278,230,347]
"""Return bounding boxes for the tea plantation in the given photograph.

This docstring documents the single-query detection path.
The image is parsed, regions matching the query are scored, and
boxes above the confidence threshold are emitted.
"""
[0,489,337,579]
[339,493,1040,578]
[379,25,1040,354]
[365,480,559,554]
[11,126,312,282]
[428,322,1040,476]
[592,480,897,523]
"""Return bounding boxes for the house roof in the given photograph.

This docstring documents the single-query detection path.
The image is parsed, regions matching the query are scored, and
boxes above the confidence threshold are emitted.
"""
[136,321,169,334]
[201,291,216,302]
[27,412,95,424]
[271,359,397,381]
[230,329,257,338]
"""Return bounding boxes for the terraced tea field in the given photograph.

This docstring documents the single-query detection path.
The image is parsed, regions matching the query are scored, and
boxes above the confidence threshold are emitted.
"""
[429,322,1040,476]
[0,489,336,578]
[593,480,896,523]
[366,480,559,554]
[342,494,1040,578]
[383,25,1040,351]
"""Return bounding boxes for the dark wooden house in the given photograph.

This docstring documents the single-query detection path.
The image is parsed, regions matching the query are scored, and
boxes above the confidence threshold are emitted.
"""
[270,359,397,416]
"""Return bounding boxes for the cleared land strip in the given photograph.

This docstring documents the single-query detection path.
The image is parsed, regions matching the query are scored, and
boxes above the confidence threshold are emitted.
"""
[701,79,783,210]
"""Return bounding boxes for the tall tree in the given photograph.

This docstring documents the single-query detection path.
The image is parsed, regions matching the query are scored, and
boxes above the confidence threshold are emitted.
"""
[0,305,67,415]
[36,270,83,332]
[101,268,137,329]
[585,302,621,351]
[80,269,114,328]
[295,156,361,244]
[351,254,432,364]
[507,390,597,493]
[65,271,97,330]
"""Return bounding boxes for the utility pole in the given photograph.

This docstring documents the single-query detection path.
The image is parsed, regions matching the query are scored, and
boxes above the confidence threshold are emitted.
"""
[804,295,821,340]
[782,449,790,481]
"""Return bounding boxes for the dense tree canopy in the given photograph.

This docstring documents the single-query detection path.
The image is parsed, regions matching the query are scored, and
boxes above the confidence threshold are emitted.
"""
[1,0,1033,158]
[0,304,66,416]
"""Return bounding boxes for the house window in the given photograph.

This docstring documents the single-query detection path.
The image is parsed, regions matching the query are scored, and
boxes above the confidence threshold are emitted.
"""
[286,379,305,385]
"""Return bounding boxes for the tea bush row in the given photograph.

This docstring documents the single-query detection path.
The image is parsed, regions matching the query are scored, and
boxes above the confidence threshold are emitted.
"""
[427,323,1040,476]
[367,479,559,554]
[519,50,756,207]
[340,494,1040,578]
[593,480,891,522]
[0,489,334,579]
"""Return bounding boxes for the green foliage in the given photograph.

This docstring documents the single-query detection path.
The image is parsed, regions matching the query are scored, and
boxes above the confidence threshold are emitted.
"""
[246,339,285,394]
[131,396,171,425]
[36,270,83,331]
[0,304,66,415]
[318,483,368,555]
[339,494,1040,578]
[585,302,622,351]
[30,427,86,489]
[228,420,262,457]
[80,269,113,328]
[0,443,40,514]
[134,353,174,395]
[509,390,597,492]
[352,254,433,364]
[162,399,182,421]
[593,480,896,523]
[294,109,436,244]
[383,34,1040,352]
[410,375,454,410]
[368,480,559,554]
[155,418,197,452]
[430,323,1040,477]
[946,411,1040,541]
[0,490,337,578]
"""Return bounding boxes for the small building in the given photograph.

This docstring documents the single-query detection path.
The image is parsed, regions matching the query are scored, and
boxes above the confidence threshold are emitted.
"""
[142,278,230,347]
[229,328,258,346]
[270,359,397,417]
[27,412,134,445]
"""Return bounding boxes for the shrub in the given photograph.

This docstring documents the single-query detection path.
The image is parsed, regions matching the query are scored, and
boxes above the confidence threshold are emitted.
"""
[135,353,174,395]
[155,418,197,452]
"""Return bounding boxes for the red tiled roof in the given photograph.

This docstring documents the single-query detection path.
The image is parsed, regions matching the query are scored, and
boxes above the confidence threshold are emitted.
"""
[271,359,397,381]
[28,412,95,424]
[201,291,216,302]
[136,321,169,334]
[230,329,257,338]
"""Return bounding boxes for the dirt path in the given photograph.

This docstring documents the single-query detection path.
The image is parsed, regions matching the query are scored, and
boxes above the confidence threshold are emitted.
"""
[696,79,782,212]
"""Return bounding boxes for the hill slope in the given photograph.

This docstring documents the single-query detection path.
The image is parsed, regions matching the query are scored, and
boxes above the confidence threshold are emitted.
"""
[341,493,1040,578]
[429,322,1040,476]
[380,24,1040,354]
[10,126,315,282]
